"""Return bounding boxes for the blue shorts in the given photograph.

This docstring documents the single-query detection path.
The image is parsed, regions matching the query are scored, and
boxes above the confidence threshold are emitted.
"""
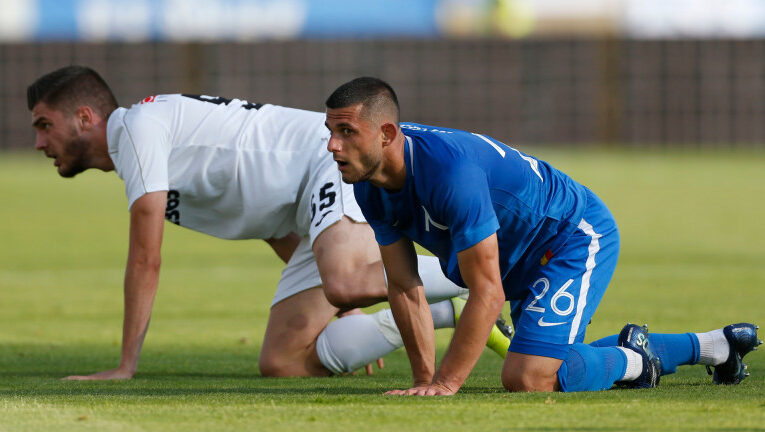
[507,191,619,360]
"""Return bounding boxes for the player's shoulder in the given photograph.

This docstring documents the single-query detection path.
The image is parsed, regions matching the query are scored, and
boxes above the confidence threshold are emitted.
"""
[401,122,463,143]
[121,94,180,123]
[401,122,479,158]
[126,94,244,115]
[122,93,246,131]
[128,93,179,108]
[402,124,476,177]
[107,95,177,147]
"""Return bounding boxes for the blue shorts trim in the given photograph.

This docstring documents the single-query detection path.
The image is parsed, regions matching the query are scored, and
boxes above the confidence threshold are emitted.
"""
[509,334,571,360]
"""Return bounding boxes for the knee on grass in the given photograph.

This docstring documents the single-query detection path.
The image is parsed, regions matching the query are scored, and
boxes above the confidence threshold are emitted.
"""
[502,370,559,392]
[501,362,560,392]
[258,353,294,377]
[258,352,331,378]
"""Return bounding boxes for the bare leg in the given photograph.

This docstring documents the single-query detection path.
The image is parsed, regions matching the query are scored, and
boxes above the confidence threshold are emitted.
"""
[501,351,562,392]
[312,217,388,308]
[258,288,467,376]
[258,287,338,377]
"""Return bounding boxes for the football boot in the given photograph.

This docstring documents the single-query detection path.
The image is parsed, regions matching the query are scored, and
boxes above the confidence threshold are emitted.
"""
[617,323,661,389]
[707,323,761,385]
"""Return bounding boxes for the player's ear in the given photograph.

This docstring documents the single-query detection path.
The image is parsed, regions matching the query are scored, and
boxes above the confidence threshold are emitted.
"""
[75,105,98,131]
[381,122,398,147]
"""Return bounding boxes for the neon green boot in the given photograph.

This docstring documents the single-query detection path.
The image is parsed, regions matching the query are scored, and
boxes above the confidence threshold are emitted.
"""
[450,297,513,358]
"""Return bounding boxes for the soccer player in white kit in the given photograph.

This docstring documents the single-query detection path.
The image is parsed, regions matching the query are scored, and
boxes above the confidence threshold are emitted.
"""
[27,66,512,380]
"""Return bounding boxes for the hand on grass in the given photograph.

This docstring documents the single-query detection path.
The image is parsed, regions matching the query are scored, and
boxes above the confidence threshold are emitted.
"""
[63,367,134,381]
[385,383,457,396]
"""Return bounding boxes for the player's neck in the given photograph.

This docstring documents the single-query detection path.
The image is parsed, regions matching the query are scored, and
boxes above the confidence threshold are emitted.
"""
[86,124,115,172]
[372,135,407,192]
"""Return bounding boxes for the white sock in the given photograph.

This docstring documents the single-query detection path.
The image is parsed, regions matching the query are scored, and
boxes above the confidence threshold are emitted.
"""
[416,255,468,302]
[370,309,404,347]
[370,303,455,345]
[315,302,457,375]
[430,299,456,329]
[695,329,730,366]
[618,347,644,381]
[316,313,398,375]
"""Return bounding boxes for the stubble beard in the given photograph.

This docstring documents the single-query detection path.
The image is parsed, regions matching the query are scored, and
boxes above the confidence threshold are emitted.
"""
[342,154,381,184]
[58,134,90,178]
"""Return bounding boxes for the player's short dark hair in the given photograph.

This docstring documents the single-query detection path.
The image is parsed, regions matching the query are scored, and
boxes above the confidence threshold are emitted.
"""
[27,66,118,117]
[325,77,400,124]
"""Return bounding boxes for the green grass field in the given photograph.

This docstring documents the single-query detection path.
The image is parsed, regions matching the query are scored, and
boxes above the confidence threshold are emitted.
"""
[1,149,764,431]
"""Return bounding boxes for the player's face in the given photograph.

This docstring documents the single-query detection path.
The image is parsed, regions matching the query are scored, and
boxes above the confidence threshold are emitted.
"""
[32,102,90,178]
[325,104,384,184]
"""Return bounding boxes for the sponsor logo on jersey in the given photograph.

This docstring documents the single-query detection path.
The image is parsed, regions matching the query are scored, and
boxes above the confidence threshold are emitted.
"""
[401,124,453,134]
[422,206,448,232]
[139,95,157,104]
[537,317,566,327]
[165,190,181,225]
[311,182,336,227]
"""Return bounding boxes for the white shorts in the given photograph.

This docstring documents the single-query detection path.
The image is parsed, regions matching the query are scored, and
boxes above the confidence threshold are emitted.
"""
[271,158,365,306]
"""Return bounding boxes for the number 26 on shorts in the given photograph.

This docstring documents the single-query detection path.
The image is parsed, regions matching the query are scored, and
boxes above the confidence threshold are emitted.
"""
[526,277,575,316]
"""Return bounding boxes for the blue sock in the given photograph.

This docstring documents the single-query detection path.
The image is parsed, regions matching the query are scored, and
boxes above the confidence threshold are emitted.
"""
[589,334,618,348]
[590,333,700,375]
[558,343,627,392]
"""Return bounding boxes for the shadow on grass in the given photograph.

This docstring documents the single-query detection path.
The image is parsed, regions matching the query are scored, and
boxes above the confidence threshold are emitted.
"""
[2,343,760,401]
[0,383,398,398]
[0,342,419,398]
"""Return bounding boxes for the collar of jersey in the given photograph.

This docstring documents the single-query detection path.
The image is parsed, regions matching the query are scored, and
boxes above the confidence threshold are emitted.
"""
[405,135,415,177]
[380,134,414,198]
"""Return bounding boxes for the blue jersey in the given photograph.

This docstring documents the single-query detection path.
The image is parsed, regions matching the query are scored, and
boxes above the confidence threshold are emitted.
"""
[353,123,592,300]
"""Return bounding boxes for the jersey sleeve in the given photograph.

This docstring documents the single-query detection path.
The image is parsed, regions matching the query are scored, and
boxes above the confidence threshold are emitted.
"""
[427,162,499,252]
[112,112,172,209]
[353,182,402,246]
[367,217,402,246]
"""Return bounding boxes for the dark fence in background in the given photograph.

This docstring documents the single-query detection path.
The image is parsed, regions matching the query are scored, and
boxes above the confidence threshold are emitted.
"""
[2,39,764,149]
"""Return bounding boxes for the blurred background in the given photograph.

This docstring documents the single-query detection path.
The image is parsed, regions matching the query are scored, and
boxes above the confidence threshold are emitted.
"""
[1,5,764,417]
[2,0,765,149]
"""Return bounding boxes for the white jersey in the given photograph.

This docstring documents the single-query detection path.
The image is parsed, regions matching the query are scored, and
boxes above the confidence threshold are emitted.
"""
[106,94,339,240]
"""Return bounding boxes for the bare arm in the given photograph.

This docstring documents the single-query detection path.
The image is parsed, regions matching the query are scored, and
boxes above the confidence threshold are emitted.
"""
[379,238,436,388]
[65,191,167,380]
[429,234,505,394]
[389,234,505,396]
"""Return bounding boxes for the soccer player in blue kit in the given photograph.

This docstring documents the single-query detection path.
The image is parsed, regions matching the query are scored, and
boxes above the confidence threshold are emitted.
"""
[324,77,761,395]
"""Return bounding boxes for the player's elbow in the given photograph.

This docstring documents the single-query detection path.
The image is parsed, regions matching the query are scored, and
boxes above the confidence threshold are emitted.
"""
[129,253,162,273]
[472,283,506,316]
[488,287,506,311]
